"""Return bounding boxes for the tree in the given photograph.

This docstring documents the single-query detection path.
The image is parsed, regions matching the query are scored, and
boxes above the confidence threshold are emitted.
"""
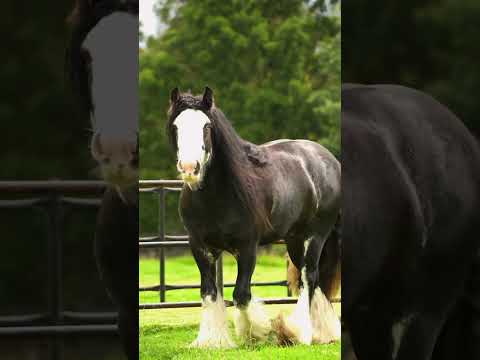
[139,0,340,232]
[140,0,340,177]
[342,0,480,138]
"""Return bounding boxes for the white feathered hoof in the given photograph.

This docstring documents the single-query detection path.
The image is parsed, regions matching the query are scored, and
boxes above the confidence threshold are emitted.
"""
[310,288,341,344]
[234,299,272,343]
[190,295,236,349]
[272,288,313,345]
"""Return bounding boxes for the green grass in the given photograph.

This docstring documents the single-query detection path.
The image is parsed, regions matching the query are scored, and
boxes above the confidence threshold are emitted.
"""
[139,254,340,360]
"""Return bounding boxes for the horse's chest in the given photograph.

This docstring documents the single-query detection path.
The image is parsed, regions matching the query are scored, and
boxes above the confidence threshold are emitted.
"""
[204,207,246,240]
[180,193,247,249]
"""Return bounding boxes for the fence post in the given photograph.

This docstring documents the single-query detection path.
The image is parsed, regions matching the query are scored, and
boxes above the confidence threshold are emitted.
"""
[215,254,224,297]
[158,188,166,303]
[286,258,292,297]
[48,194,63,360]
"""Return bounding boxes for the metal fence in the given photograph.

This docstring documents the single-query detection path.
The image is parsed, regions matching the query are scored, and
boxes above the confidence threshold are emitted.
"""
[139,180,301,309]
[0,179,338,348]
[0,181,117,359]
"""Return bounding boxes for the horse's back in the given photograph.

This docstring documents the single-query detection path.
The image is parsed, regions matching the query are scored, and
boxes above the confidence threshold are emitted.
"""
[261,139,340,237]
[262,139,340,193]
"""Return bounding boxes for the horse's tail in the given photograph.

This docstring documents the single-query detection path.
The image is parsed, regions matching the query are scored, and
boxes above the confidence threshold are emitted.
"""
[287,217,341,300]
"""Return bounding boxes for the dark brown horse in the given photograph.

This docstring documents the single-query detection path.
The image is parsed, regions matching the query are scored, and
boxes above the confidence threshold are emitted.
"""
[66,1,138,359]
[167,87,341,347]
[342,84,480,360]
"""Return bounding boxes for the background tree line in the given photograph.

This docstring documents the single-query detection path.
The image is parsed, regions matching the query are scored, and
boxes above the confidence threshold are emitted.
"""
[1,1,124,358]
[139,0,341,235]
[343,0,480,139]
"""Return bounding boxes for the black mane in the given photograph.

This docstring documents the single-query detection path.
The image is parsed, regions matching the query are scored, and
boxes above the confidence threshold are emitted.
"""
[167,91,271,231]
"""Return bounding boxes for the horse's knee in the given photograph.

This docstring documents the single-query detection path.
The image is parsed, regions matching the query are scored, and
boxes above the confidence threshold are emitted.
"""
[200,281,217,301]
[233,286,251,307]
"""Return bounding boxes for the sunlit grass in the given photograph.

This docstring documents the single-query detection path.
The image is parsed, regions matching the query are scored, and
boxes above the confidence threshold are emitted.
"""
[139,254,340,359]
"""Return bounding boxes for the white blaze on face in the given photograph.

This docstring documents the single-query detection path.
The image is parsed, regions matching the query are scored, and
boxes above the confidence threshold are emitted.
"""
[173,109,211,185]
[83,12,138,144]
[82,12,138,187]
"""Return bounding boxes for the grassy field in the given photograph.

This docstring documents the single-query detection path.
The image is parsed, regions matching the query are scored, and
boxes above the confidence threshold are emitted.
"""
[139,253,340,360]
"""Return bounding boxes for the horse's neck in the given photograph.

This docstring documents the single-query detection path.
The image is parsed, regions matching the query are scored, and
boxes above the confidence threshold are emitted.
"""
[202,159,231,193]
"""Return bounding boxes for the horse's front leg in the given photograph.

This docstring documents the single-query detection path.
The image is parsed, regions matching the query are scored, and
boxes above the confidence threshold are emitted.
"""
[233,244,272,342]
[190,244,235,348]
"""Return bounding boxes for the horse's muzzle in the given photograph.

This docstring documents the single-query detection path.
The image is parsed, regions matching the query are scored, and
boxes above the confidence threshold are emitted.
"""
[177,160,201,188]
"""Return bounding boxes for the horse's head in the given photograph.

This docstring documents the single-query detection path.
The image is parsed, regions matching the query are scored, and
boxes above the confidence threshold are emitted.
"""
[67,0,138,188]
[167,87,215,190]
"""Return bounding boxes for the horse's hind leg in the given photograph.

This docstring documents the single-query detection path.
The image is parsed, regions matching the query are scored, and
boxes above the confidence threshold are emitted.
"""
[306,235,341,344]
[190,244,235,348]
[233,244,272,342]
[275,233,340,345]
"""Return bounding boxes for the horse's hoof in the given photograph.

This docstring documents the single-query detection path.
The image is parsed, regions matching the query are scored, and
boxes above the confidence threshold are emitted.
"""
[234,299,272,342]
[310,288,341,344]
[272,287,313,346]
[272,311,313,346]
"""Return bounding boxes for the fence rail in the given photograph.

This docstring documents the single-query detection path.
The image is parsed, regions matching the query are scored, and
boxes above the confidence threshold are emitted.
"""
[0,180,117,360]
[138,180,342,309]
[1,179,339,353]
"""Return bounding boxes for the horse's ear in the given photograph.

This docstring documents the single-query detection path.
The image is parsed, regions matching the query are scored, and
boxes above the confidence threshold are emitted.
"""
[202,87,214,109]
[170,87,180,104]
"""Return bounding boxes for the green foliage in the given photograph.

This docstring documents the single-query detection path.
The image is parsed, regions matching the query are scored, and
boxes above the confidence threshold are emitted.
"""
[140,0,341,233]
[342,0,480,137]
[0,1,93,179]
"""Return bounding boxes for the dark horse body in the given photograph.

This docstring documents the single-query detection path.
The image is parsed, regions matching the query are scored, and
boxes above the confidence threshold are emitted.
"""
[67,1,139,359]
[342,84,480,359]
[95,188,138,358]
[168,88,341,346]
